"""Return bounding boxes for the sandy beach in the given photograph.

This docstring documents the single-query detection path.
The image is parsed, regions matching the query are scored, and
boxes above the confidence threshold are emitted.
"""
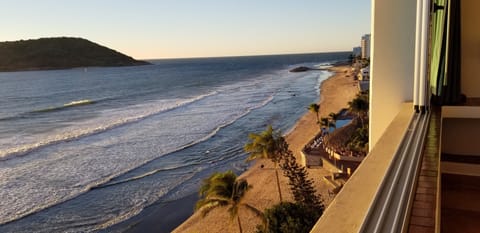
[172,65,358,233]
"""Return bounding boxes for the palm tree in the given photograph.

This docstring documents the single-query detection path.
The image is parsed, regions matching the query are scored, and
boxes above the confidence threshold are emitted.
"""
[320,117,334,134]
[308,103,321,131]
[244,125,285,202]
[196,171,263,233]
[348,94,369,128]
[328,112,338,129]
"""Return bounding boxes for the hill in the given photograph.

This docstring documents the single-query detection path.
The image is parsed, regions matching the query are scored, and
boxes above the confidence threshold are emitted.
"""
[0,37,150,72]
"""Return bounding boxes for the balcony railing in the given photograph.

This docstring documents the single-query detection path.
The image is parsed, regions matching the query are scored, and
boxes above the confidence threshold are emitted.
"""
[311,103,430,233]
[359,110,430,233]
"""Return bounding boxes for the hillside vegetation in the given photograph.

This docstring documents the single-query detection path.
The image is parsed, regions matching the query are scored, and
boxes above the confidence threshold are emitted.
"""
[0,37,150,71]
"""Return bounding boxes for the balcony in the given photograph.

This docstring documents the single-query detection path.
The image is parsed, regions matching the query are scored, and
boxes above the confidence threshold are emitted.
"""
[311,104,480,233]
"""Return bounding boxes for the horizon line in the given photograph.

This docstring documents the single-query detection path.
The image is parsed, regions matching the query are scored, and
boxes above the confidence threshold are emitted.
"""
[140,50,353,61]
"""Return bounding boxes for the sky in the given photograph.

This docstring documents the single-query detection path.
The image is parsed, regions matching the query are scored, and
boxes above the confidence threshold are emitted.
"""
[0,0,371,59]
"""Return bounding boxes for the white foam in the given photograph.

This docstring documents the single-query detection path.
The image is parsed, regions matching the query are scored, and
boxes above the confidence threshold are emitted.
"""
[0,91,217,160]
[0,70,298,226]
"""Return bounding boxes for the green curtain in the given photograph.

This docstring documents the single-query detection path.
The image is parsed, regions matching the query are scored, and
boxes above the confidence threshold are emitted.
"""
[430,0,462,105]
[429,0,446,97]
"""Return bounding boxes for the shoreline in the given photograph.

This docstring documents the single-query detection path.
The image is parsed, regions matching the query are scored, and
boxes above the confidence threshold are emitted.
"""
[115,63,358,233]
[106,193,199,233]
[173,64,358,232]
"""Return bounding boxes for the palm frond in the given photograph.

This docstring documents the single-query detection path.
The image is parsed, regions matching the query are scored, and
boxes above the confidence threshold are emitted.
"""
[308,103,320,113]
[232,179,250,203]
[196,198,229,217]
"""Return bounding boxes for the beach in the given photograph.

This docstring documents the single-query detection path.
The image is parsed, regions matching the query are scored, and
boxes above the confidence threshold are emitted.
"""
[1,53,352,233]
[172,64,359,233]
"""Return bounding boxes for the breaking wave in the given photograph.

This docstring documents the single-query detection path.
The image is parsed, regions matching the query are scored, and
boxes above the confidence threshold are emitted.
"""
[0,92,217,160]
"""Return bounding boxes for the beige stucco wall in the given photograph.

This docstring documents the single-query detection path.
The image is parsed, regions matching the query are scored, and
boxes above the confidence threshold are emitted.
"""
[369,0,416,148]
[441,106,480,155]
[461,0,480,97]
[442,118,480,155]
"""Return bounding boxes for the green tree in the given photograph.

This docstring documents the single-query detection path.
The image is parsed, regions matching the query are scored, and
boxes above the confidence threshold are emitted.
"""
[348,94,369,128]
[256,202,323,233]
[308,103,321,131]
[257,139,324,233]
[245,126,324,232]
[347,126,369,155]
[244,125,285,202]
[328,112,338,129]
[280,147,323,209]
[320,117,334,133]
[196,171,263,233]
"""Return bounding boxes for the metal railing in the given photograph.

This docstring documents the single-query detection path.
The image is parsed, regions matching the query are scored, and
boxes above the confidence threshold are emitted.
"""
[359,111,430,233]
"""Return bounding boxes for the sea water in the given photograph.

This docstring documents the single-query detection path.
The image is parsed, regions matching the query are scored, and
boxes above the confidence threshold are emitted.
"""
[0,52,349,232]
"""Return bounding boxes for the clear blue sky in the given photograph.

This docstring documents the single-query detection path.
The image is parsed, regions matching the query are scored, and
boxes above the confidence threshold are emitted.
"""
[1,0,371,59]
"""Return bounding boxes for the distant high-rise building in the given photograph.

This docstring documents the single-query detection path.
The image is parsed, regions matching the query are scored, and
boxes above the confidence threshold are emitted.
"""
[352,46,362,57]
[361,34,371,59]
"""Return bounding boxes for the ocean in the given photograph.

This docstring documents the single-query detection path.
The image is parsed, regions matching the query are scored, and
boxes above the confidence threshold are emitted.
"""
[0,52,349,232]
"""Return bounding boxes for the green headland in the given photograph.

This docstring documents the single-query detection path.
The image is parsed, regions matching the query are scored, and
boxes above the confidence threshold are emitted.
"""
[0,37,150,72]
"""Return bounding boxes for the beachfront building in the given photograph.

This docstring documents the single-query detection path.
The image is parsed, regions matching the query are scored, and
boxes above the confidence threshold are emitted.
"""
[357,66,369,81]
[302,123,366,176]
[358,80,369,92]
[323,124,366,175]
[360,34,370,59]
[312,0,480,232]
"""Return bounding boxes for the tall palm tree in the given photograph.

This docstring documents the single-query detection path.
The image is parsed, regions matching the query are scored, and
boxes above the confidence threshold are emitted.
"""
[308,103,321,131]
[196,171,263,233]
[244,125,285,202]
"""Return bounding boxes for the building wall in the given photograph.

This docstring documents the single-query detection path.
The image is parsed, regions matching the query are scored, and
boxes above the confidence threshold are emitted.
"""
[461,0,480,97]
[442,118,480,155]
[369,0,416,148]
